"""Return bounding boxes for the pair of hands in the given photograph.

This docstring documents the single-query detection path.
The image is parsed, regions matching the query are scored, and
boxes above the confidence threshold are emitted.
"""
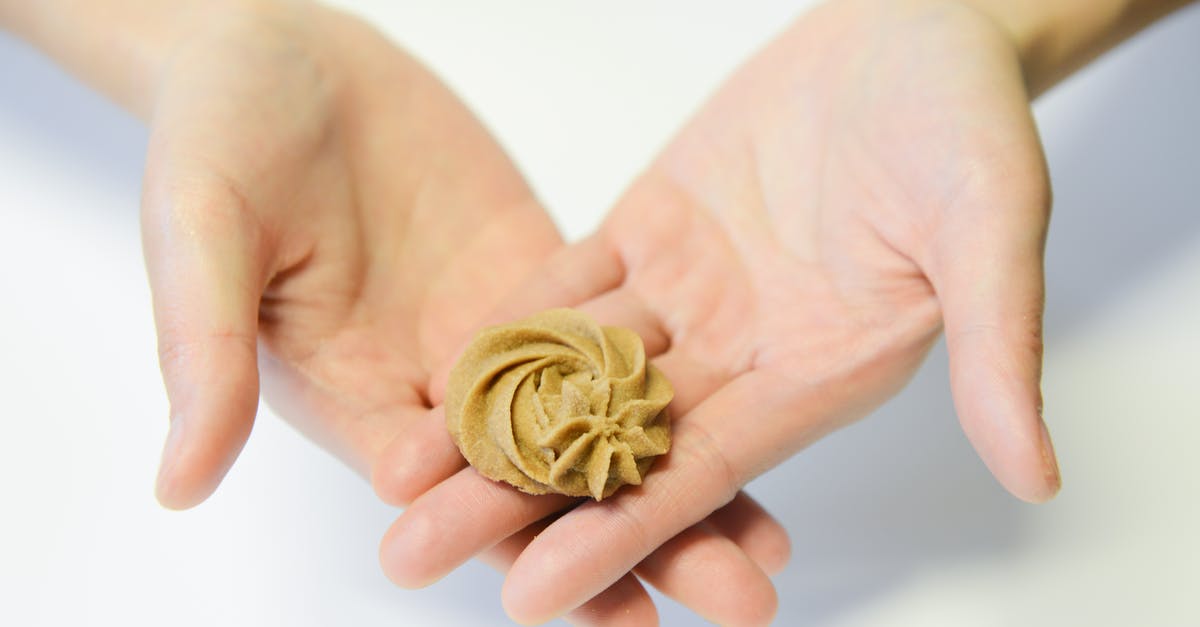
[145,0,1059,624]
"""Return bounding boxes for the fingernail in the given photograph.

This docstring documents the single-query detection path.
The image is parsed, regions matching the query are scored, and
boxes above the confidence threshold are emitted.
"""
[156,415,186,505]
[1038,418,1061,495]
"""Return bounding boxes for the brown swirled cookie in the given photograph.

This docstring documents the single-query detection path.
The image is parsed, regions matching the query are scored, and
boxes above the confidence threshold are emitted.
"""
[446,308,673,500]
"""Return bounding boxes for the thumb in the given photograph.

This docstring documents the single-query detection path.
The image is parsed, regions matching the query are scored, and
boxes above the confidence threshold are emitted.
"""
[142,155,268,510]
[931,174,1061,504]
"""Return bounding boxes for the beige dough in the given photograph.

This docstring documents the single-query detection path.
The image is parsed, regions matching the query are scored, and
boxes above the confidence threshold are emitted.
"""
[446,308,673,500]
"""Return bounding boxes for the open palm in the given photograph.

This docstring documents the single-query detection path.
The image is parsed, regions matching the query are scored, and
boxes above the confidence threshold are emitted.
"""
[379,0,1061,623]
[144,3,560,505]
[143,3,787,624]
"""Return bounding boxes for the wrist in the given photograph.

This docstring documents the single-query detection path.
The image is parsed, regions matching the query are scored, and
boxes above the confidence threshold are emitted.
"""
[3,0,307,118]
[949,0,1195,95]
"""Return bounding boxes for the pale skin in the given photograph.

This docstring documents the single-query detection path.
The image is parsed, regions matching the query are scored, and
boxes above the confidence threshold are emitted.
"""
[2,0,1193,625]
[1,0,790,624]
[371,0,1195,623]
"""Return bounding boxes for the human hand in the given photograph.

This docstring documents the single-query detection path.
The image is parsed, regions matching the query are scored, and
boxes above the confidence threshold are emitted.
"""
[139,0,560,507]
[376,0,1062,622]
[125,2,790,623]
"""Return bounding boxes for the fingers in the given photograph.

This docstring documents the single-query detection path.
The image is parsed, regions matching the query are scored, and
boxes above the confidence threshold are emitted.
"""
[385,478,784,626]
[648,347,733,416]
[705,491,791,576]
[635,524,777,627]
[379,468,573,588]
[628,493,788,626]
[560,570,658,627]
[478,521,659,627]
[486,234,627,327]
[376,241,790,622]
[487,509,783,627]
[141,164,268,510]
[500,370,837,623]
[427,234,625,405]
[381,377,791,624]
[371,406,466,506]
[576,288,670,358]
[499,425,743,623]
[379,281,669,506]
[930,174,1060,504]
[384,470,667,619]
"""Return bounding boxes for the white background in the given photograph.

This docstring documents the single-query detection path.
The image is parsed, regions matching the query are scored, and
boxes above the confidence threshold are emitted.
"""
[2,1,1198,625]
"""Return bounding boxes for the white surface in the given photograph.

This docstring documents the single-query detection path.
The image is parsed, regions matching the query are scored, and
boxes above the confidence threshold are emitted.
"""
[2,2,1198,625]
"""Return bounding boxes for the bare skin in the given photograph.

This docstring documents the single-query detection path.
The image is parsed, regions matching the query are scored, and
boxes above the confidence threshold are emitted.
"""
[375,0,1196,622]
[2,1,790,624]
[4,0,1194,624]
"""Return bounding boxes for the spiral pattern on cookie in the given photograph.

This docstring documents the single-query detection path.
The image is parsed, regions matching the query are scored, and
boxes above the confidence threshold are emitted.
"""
[446,308,672,500]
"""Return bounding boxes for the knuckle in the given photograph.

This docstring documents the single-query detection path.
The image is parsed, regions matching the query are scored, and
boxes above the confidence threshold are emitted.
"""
[171,185,258,241]
[677,422,742,505]
[593,495,655,562]
[143,173,263,248]
[156,331,257,378]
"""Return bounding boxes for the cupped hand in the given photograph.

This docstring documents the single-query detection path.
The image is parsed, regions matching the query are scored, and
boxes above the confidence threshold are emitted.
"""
[141,2,787,623]
[377,0,1061,623]
[143,0,559,508]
